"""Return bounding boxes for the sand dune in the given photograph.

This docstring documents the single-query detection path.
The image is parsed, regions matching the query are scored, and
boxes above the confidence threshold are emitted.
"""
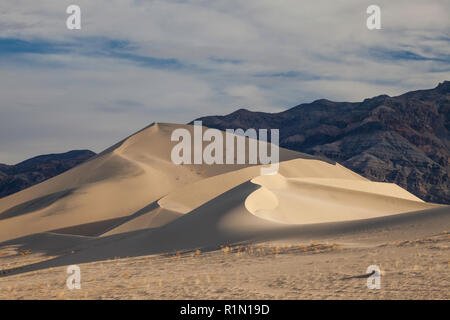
[246,174,435,224]
[103,157,376,235]
[0,123,303,242]
[0,122,448,280]
[0,183,447,278]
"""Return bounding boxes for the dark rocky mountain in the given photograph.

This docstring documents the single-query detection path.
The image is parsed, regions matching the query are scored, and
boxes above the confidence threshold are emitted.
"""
[0,150,96,198]
[194,81,450,204]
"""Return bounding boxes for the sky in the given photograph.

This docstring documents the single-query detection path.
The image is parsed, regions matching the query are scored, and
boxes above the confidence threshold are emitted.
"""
[0,0,449,164]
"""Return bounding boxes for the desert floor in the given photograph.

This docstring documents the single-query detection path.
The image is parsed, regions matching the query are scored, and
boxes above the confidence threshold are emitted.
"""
[0,230,448,300]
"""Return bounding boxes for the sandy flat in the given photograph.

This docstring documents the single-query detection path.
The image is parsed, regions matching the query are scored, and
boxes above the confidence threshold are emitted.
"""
[0,207,448,299]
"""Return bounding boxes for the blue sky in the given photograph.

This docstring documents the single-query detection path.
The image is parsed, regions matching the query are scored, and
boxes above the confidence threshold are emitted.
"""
[0,0,449,163]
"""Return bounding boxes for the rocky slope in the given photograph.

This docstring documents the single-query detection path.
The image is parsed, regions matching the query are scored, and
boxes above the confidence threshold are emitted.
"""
[0,150,95,198]
[194,81,450,204]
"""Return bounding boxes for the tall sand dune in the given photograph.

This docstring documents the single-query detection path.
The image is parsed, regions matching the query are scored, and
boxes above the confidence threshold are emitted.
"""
[0,122,447,278]
[0,123,304,241]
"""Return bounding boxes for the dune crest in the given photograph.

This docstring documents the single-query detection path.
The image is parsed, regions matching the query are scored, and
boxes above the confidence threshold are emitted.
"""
[0,122,446,271]
[245,173,437,225]
[0,123,448,279]
[0,123,304,242]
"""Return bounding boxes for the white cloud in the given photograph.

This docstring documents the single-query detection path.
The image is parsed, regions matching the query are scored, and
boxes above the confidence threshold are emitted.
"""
[0,0,449,162]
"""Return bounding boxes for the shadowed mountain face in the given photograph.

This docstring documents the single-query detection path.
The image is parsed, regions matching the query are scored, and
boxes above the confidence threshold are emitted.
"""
[0,150,95,198]
[194,81,450,204]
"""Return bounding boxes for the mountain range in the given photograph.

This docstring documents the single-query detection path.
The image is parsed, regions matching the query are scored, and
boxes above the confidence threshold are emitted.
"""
[195,81,450,204]
[0,82,448,204]
[0,150,95,198]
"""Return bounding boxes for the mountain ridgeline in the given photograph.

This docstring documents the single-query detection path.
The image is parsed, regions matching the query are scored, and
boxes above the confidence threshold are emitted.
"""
[194,81,450,204]
[0,150,96,198]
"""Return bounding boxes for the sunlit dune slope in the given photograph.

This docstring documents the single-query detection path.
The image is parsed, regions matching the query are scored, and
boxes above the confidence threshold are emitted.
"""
[0,123,304,242]
[103,158,370,235]
[246,174,434,224]
[0,121,441,247]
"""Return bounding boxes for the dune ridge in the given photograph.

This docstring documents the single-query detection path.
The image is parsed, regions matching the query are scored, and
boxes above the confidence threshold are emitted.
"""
[246,174,436,225]
[0,123,302,241]
[0,122,448,278]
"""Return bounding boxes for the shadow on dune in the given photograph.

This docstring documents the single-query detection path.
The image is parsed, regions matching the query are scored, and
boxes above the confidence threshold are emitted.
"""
[49,216,128,237]
[0,181,449,278]
[0,189,75,221]
[96,199,160,236]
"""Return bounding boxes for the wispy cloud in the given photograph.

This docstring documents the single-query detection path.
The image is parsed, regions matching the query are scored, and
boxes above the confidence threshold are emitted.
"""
[0,0,449,163]
[254,71,324,81]
[0,36,189,70]
[368,47,450,63]
[0,37,71,55]
[209,57,243,65]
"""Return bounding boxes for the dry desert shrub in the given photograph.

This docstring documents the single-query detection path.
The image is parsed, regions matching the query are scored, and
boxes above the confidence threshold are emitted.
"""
[221,246,230,255]
[19,249,32,256]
